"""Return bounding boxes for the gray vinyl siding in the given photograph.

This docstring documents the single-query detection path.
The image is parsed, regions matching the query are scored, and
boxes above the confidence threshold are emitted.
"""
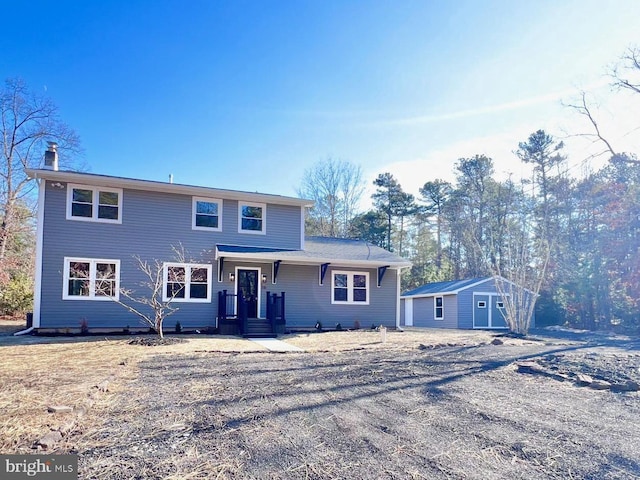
[410,295,458,328]
[39,182,302,329]
[399,299,406,326]
[411,298,431,327]
[270,264,398,329]
[444,295,458,328]
[39,181,396,331]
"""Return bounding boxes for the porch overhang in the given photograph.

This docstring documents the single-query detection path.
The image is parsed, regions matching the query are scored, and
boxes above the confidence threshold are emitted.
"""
[214,244,410,270]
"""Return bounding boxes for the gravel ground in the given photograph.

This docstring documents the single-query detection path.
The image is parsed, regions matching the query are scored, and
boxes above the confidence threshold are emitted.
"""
[77,338,640,479]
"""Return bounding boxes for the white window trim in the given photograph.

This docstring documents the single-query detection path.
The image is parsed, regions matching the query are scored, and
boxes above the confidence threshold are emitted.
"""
[192,197,223,232]
[434,295,444,320]
[162,262,212,303]
[62,257,121,301]
[238,201,266,235]
[477,301,487,308]
[66,183,123,224]
[331,270,370,305]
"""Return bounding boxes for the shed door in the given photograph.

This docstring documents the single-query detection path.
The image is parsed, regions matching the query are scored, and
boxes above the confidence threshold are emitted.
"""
[474,294,489,328]
[404,298,413,326]
[491,297,508,328]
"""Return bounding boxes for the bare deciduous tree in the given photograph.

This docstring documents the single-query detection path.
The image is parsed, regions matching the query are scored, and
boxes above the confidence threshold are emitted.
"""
[565,47,640,165]
[298,158,364,237]
[489,233,549,336]
[103,246,189,338]
[1,78,81,270]
[564,91,618,159]
[612,46,640,95]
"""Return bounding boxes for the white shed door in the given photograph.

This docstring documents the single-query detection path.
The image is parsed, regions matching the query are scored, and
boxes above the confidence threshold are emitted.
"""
[404,298,414,326]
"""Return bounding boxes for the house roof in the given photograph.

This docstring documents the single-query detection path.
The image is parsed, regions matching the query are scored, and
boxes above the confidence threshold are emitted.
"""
[25,168,314,207]
[402,277,492,297]
[216,236,412,268]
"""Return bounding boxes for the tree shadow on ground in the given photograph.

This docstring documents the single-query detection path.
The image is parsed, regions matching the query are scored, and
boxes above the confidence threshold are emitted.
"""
[528,328,640,351]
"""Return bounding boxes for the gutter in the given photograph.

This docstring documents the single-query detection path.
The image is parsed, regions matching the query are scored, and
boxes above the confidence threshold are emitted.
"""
[25,168,314,208]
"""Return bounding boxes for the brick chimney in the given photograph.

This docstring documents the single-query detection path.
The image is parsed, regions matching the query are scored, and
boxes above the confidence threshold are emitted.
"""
[43,142,59,171]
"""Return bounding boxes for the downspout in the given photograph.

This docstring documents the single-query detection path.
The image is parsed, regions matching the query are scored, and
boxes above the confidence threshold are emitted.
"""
[395,267,408,329]
[14,326,34,336]
[396,268,400,329]
[300,206,306,250]
[32,176,46,330]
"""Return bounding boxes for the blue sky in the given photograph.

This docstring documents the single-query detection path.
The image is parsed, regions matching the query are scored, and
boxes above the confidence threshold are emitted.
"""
[3,0,639,203]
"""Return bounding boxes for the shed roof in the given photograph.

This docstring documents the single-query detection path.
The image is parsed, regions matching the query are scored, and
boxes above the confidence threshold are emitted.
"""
[402,277,492,297]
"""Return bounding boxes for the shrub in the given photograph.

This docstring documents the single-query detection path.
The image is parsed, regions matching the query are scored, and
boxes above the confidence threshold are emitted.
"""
[315,321,323,331]
[335,323,342,331]
[0,273,33,315]
[175,321,182,333]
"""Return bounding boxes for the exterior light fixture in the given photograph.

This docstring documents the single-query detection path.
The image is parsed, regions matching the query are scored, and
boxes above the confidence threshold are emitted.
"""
[262,273,268,284]
[229,272,235,282]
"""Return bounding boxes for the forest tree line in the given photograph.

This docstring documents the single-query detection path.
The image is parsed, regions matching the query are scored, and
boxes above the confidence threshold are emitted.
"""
[300,47,640,332]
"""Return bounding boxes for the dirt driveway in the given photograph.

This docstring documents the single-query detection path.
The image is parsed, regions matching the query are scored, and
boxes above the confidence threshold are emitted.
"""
[75,331,640,479]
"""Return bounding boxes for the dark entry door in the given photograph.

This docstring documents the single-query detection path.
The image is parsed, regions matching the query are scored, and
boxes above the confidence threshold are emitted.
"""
[238,269,259,318]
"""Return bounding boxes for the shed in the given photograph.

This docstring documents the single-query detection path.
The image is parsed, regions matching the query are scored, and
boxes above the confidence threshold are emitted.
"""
[400,276,535,330]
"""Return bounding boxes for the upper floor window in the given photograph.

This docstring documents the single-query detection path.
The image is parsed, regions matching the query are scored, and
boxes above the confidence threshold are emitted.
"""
[66,184,122,223]
[192,197,222,231]
[332,271,369,305]
[63,257,120,300]
[434,296,444,319]
[238,202,266,234]
[162,263,212,303]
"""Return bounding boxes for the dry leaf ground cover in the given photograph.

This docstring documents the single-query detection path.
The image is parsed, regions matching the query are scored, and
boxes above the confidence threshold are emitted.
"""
[1,322,640,479]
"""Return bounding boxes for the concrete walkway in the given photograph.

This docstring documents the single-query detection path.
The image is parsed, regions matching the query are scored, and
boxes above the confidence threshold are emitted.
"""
[248,338,305,352]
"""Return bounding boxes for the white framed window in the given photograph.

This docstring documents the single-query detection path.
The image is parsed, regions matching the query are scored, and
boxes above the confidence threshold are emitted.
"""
[63,257,120,301]
[434,296,444,319]
[162,263,212,303]
[331,271,369,305]
[238,202,266,234]
[66,184,122,223]
[192,197,222,231]
[496,301,505,309]
[477,301,487,308]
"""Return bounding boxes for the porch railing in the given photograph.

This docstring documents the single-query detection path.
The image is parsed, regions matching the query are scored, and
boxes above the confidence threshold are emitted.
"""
[266,291,286,334]
[217,289,248,335]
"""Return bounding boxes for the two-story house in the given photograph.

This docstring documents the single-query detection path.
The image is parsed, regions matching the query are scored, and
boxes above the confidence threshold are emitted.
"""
[24,144,411,336]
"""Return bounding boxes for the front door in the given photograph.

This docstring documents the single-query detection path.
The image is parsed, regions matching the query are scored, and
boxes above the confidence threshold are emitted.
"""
[238,269,259,318]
